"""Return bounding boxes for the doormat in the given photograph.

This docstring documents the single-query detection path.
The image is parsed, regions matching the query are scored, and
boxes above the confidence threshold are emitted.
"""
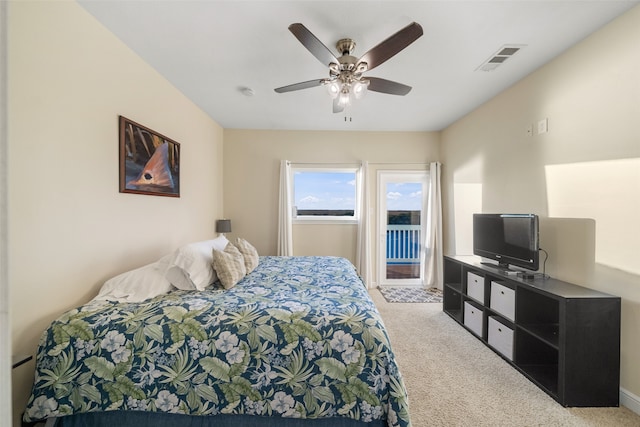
[378,286,443,303]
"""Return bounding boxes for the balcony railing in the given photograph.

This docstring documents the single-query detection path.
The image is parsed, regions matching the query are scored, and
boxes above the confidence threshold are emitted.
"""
[386,224,421,264]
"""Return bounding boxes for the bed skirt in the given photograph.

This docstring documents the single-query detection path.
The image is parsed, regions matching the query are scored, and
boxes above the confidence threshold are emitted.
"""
[43,412,387,427]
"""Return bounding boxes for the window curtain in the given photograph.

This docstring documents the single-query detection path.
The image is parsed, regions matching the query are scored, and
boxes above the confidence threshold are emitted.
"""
[277,160,293,256]
[355,161,372,288]
[424,162,443,289]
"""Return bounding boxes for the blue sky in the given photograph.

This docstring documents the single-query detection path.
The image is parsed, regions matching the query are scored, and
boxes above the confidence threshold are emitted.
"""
[294,172,423,211]
[385,182,423,210]
[294,172,355,210]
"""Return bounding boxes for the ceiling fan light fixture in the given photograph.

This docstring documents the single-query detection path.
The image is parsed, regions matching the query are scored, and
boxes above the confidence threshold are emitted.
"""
[338,86,351,106]
[352,80,369,99]
[326,81,341,98]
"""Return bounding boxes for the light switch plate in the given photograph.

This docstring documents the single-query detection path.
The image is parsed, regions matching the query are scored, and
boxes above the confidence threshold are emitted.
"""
[538,118,548,134]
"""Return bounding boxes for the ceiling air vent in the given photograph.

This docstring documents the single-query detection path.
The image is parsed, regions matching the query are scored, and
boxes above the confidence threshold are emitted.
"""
[476,44,526,72]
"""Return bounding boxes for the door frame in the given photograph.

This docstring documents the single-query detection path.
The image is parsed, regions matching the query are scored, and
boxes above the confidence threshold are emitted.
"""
[377,170,429,286]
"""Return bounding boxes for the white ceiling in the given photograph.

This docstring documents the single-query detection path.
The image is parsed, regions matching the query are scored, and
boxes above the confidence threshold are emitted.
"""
[78,1,638,132]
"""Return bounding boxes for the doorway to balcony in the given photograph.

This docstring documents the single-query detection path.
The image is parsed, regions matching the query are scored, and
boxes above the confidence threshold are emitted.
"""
[377,171,429,286]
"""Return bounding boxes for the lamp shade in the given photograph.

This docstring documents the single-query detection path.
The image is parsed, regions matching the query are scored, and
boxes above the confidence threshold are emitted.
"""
[216,219,232,233]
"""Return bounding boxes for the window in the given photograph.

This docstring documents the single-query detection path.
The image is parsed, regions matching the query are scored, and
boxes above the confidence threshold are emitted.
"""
[292,167,359,222]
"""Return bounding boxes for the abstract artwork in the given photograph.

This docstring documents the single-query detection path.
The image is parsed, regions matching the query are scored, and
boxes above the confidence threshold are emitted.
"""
[119,116,180,197]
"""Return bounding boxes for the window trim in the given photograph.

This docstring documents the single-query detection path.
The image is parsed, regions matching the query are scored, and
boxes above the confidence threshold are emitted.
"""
[291,165,360,224]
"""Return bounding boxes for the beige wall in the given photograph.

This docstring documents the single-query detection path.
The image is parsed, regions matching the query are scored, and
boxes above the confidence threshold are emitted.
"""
[441,5,640,405]
[0,2,9,426]
[223,129,440,280]
[7,2,223,425]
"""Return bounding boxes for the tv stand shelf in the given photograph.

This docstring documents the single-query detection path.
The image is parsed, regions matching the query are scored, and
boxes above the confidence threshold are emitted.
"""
[443,255,621,407]
[519,323,559,348]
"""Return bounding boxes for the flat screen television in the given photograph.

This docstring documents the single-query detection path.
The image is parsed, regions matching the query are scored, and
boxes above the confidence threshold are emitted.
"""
[473,213,539,271]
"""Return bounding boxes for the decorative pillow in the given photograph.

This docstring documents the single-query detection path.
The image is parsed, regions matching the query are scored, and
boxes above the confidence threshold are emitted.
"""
[93,262,174,303]
[212,243,247,289]
[235,237,259,273]
[158,236,229,290]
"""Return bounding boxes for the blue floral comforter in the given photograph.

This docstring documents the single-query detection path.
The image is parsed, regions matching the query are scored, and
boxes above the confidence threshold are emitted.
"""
[23,256,411,426]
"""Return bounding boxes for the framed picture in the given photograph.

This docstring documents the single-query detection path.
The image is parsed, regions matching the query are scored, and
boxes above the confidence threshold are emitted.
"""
[119,116,180,197]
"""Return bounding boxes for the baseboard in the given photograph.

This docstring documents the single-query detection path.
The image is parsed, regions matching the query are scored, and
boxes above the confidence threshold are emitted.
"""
[620,387,640,415]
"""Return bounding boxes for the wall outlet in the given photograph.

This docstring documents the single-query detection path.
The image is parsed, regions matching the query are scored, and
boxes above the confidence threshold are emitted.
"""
[538,118,548,134]
[526,124,533,136]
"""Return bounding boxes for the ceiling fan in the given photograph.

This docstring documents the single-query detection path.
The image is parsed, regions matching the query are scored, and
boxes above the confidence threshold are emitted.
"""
[274,22,423,113]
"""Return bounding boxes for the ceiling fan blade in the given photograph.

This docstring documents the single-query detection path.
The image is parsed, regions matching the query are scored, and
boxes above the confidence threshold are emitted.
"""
[367,77,412,96]
[274,79,324,93]
[289,23,339,67]
[357,22,423,72]
[333,98,344,114]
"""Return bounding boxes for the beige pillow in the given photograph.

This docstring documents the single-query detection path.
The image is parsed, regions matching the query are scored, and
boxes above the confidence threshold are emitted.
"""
[212,243,247,289]
[235,237,259,273]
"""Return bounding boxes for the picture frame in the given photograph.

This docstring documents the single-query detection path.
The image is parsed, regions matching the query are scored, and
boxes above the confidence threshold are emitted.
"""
[119,116,180,197]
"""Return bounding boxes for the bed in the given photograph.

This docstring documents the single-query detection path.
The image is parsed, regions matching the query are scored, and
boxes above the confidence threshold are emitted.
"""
[22,253,411,427]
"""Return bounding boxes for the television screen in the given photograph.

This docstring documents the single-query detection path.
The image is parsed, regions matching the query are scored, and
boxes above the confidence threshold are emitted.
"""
[473,213,539,271]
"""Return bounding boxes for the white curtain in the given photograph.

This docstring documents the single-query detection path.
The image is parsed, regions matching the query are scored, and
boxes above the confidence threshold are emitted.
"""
[424,162,443,289]
[277,160,293,256]
[355,161,372,288]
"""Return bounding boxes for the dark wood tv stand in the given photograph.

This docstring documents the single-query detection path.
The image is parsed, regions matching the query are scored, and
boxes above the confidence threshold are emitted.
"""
[443,255,621,407]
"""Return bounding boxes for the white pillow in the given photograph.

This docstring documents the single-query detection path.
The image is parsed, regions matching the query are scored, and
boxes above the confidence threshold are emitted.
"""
[158,236,229,291]
[158,259,193,291]
[93,262,174,303]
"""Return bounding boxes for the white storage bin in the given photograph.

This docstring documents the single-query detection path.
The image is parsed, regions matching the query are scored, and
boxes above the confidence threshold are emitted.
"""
[488,316,514,360]
[464,301,483,337]
[490,281,515,321]
[466,272,485,304]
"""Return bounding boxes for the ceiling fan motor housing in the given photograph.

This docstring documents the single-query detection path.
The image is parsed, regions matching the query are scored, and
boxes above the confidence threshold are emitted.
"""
[336,38,356,55]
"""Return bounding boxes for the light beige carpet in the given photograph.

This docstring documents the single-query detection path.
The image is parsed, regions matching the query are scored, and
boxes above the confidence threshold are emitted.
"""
[370,289,640,427]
